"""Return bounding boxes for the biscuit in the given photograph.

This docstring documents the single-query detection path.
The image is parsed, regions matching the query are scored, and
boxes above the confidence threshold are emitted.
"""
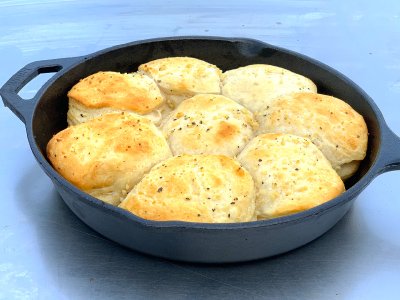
[221,64,317,114]
[119,154,256,223]
[257,92,368,179]
[67,71,166,126]
[160,94,257,157]
[237,133,345,220]
[138,57,222,108]
[47,112,172,206]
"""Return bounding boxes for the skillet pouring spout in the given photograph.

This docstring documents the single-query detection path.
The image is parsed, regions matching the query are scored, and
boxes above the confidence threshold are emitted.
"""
[1,36,399,263]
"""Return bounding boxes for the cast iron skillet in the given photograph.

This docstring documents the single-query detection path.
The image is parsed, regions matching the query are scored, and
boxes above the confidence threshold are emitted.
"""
[1,37,400,263]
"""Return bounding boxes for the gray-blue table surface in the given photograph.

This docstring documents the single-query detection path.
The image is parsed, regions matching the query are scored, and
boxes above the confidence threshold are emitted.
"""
[1,1,399,299]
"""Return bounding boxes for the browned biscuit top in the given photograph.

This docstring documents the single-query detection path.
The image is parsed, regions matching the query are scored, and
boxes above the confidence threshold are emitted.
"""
[237,133,345,220]
[221,64,317,114]
[160,94,257,157]
[119,154,256,223]
[46,112,172,205]
[257,92,368,179]
[67,71,164,114]
[138,57,222,107]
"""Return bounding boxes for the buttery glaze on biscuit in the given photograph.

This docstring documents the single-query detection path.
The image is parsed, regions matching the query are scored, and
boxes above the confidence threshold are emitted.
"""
[47,112,172,206]
[221,64,317,114]
[119,154,256,223]
[257,92,368,179]
[138,57,222,108]
[237,133,345,220]
[160,94,258,157]
[67,71,166,126]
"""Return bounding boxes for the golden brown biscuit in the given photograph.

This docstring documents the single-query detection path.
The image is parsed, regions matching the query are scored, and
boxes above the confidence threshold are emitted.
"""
[119,154,256,223]
[160,94,257,157]
[47,112,172,206]
[257,92,368,180]
[237,133,345,220]
[67,71,166,126]
[221,64,317,114]
[138,57,222,108]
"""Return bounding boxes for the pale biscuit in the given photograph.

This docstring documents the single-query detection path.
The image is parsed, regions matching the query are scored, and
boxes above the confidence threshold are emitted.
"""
[256,92,368,180]
[67,71,166,126]
[47,112,172,206]
[221,64,317,114]
[237,133,345,220]
[160,94,257,157]
[119,154,256,223]
[138,57,222,108]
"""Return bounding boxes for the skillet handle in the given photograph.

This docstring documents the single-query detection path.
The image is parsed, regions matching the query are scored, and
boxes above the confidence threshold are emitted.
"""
[0,57,82,124]
[375,123,400,175]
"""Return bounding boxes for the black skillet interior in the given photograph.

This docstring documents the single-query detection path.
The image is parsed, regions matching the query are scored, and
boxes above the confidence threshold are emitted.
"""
[31,37,380,193]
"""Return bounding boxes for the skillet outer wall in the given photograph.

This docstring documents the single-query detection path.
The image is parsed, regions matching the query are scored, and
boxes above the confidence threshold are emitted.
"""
[53,177,357,263]
[25,37,383,263]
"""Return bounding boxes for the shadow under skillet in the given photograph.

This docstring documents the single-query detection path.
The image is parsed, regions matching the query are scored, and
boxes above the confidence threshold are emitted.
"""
[13,162,397,300]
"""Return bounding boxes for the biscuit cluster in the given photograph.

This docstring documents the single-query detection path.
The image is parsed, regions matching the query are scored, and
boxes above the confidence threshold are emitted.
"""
[47,57,368,223]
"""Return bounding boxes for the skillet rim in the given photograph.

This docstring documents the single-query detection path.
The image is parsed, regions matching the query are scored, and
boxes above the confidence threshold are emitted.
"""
[23,35,386,231]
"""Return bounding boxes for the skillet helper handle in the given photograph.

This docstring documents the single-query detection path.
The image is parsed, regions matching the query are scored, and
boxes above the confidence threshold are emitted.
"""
[375,123,400,174]
[0,57,81,124]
